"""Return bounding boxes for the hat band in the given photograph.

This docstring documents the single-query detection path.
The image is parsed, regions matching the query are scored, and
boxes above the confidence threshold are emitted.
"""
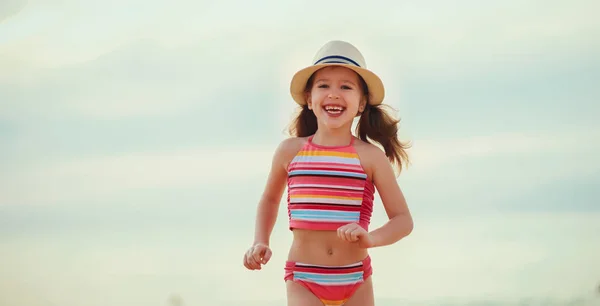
[314,55,361,67]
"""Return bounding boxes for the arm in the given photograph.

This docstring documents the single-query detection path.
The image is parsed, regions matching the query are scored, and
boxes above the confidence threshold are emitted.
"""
[368,148,414,248]
[253,138,297,246]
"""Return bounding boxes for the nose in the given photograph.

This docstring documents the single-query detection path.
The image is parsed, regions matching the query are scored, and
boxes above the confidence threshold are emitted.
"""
[327,93,340,100]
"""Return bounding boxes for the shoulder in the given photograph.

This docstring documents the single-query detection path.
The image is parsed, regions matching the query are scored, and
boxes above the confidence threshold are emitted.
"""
[276,136,308,156]
[353,137,389,177]
[354,137,387,162]
[273,136,308,169]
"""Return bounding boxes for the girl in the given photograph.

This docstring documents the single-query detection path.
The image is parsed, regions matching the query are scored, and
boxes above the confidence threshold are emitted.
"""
[243,40,414,306]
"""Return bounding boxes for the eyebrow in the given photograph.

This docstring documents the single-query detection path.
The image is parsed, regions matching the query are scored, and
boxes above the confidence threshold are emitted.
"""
[315,78,358,86]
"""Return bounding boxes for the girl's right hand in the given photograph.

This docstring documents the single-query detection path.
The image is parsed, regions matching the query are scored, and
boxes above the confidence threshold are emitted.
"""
[243,243,272,270]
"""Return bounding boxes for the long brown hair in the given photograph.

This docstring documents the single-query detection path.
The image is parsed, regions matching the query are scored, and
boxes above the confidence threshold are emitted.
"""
[288,71,411,174]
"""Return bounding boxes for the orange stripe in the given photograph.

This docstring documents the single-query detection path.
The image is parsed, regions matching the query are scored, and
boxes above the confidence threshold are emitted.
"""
[320,299,347,306]
[296,150,359,158]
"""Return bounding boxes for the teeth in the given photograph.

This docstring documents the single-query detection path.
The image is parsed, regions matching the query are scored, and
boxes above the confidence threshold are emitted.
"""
[325,105,344,111]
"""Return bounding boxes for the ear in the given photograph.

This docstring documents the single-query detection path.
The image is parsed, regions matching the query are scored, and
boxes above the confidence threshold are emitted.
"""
[358,97,367,112]
[305,93,313,110]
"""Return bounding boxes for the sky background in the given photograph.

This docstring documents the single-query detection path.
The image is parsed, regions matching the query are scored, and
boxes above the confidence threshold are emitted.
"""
[1,0,599,305]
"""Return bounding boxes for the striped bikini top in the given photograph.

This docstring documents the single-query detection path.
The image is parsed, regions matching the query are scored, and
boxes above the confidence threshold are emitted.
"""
[287,135,375,231]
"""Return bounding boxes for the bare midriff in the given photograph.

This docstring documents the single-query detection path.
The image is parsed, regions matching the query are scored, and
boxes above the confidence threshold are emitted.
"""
[287,228,369,266]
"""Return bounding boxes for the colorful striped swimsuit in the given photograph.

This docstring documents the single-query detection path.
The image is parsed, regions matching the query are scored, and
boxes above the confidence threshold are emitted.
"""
[284,256,373,306]
[284,136,375,305]
[287,136,375,231]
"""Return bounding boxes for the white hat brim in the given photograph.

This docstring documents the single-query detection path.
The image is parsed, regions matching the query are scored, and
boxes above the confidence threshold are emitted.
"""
[290,63,385,106]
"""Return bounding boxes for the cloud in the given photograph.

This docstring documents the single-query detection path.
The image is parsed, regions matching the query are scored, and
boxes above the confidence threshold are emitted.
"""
[1,38,276,118]
[2,125,597,210]
[407,126,600,175]
[1,2,598,305]
[0,0,26,23]
[370,0,599,63]
[370,211,600,301]
[0,144,277,206]
[2,0,597,70]
[3,210,597,305]
[1,0,597,216]
[1,0,596,126]
[499,171,600,213]
[392,125,600,214]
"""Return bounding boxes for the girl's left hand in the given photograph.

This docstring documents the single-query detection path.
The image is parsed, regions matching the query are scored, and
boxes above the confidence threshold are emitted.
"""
[337,223,375,248]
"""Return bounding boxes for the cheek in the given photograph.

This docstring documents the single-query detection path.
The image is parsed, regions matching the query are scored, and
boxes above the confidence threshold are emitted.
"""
[344,93,362,110]
[310,92,328,109]
[308,90,320,103]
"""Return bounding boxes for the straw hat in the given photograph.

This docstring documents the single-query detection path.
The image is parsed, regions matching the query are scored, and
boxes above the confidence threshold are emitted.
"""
[290,40,385,106]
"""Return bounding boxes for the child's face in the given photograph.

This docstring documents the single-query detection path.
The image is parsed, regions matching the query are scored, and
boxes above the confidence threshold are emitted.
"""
[306,66,366,131]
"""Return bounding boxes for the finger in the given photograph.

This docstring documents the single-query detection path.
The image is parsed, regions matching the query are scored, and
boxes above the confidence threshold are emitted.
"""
[247,255,261,270]
[252,246,264,263]
[246,249,261,270]
[338,224,348,241]
[349,228,363,241]
[244,253,257,270]
[337,225,349,240]
[351,226,363,241]
[262,248,272,264]
[344,228,355,242]
[245,258,256,270]
[252,247,266,269]
[342,224,356,241]
[244,253,253,270]
[244,253,251,269]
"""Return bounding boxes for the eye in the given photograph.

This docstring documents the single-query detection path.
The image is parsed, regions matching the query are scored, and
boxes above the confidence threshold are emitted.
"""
[341,85,353,90]
[317,84,329,89]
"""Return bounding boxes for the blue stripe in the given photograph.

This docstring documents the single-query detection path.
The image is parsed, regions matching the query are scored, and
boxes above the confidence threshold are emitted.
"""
[294,276,363,284]
[295,272,363,280]
[291,209,359,217]
[291,215,358,221]
[294,271,364,282]
[291,213,359,220]
[291,213,358,218]
[314,55,361,67]
[289,170,367,179]
[320,60,349,64]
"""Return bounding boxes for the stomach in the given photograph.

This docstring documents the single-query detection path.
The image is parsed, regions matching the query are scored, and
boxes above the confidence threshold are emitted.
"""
[287,228,369,266]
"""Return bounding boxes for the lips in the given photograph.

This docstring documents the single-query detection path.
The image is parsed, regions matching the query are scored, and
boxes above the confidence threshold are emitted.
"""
[323,104,346,116]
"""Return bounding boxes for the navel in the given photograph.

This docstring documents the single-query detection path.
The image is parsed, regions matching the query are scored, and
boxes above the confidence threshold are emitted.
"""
[327,248,334,256]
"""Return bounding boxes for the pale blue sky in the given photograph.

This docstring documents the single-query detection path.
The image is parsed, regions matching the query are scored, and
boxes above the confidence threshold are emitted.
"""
[1,1,599,305]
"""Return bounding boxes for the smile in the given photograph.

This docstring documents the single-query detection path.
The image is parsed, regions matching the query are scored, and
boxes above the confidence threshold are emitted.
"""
[323,104,346,116]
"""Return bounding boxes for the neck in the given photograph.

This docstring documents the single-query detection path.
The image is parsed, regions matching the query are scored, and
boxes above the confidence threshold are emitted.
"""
[312,125,353,147]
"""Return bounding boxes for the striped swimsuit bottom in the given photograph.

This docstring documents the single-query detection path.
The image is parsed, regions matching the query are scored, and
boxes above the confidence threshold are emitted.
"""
[284,256,373,306]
